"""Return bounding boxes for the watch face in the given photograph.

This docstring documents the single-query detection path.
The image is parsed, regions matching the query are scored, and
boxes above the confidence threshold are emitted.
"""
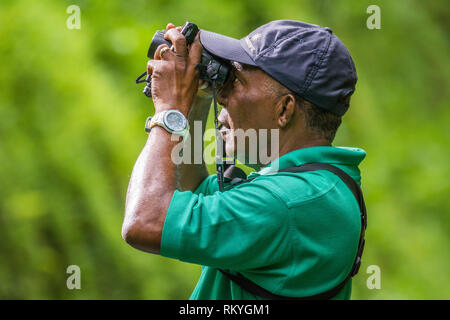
[164,110,187,132]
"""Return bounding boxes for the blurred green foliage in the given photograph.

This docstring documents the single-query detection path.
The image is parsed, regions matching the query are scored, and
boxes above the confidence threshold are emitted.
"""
[0,0,448,299]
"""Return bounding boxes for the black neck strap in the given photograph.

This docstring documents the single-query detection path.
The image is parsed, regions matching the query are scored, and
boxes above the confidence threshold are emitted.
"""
[212,80,225,192]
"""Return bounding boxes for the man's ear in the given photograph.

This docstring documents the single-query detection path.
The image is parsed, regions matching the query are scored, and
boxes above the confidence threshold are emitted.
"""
[275,94,297,128]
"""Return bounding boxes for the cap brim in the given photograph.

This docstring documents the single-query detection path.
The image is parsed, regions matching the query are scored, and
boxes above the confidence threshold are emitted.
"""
[200,30,257,66]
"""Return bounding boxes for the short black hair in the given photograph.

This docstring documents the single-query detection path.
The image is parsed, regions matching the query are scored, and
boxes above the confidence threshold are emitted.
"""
[261,69,343,143]
[294,93,342,143]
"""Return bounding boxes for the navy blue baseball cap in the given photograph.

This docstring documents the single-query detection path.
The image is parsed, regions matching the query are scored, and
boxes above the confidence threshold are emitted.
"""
[200,20,357,116]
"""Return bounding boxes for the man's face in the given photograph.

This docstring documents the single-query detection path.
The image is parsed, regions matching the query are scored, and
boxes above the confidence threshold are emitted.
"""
[217,62,280,166]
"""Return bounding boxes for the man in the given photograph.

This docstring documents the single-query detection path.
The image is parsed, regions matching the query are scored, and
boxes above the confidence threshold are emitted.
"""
[122,20,366,300]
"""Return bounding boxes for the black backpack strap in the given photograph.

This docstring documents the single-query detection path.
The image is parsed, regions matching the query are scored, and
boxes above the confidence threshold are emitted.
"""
[220,268,352,300]
[219,162,367,300]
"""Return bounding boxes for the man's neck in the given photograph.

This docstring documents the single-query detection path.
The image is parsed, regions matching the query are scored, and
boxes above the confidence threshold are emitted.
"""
[280,139,331,156]
[248,137,330,172]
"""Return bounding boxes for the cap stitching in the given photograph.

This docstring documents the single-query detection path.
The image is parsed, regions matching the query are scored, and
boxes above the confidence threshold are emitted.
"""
[254,29,309,59]
[301,31,333,95]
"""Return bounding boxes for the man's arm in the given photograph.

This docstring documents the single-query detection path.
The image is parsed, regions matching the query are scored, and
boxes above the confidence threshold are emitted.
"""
[122,126,180,254]
[122,26,203,254]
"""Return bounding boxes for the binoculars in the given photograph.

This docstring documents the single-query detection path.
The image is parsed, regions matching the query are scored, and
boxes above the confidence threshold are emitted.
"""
[136,21,230,98]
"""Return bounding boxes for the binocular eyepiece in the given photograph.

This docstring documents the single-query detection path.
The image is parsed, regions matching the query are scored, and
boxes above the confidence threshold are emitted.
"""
[136,22,231,98]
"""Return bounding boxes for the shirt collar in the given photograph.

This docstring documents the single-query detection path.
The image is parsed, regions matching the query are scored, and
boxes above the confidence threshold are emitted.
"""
[247,146,366,178]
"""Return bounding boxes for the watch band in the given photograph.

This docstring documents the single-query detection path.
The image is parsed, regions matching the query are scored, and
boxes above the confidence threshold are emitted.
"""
[144,116,153,133]
[144,110,189,139]
[149,112,165,130]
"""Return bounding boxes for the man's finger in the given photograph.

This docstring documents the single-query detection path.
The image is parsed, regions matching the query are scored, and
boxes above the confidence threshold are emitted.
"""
[154,44,174,61]
[166,23,176,30]
[147,59,164,75]
[164,28,187,58]
[188,33,203,73]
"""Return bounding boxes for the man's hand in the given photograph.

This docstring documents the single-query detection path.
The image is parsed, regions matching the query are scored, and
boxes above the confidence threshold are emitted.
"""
[152,24,211,192]
[147,25,203,117]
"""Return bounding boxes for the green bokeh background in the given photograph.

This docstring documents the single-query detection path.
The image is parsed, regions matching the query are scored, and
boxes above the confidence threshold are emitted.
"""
[0,0,448,299]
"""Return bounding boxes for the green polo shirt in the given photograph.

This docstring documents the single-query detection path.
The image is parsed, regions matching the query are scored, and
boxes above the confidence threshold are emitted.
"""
[160,146,366,300]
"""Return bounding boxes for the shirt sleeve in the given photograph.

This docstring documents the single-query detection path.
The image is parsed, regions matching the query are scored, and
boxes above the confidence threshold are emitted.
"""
[160,179,291,271]
[193,174,219,196]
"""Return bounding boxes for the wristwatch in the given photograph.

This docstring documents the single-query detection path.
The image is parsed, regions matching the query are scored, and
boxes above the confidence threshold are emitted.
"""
[145,110,189,138]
